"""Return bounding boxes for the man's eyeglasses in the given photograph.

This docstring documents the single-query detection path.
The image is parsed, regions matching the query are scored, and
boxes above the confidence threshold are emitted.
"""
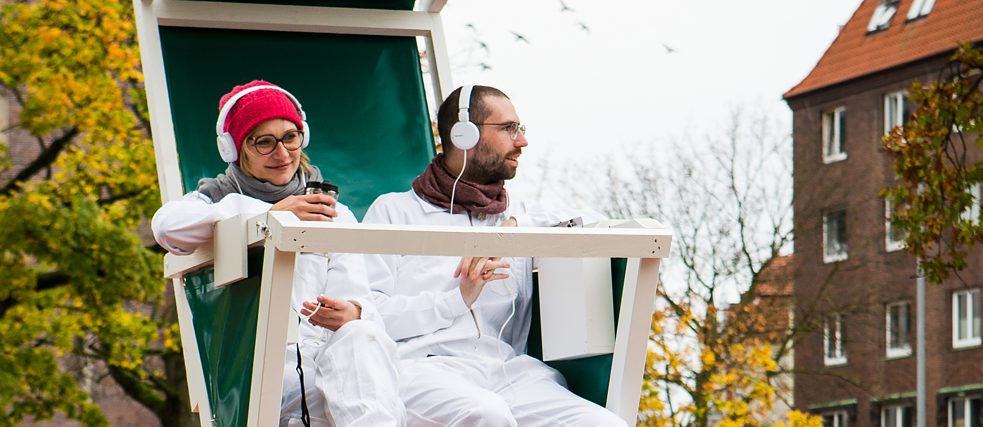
[248,130,304,155]
[476,122,526,141]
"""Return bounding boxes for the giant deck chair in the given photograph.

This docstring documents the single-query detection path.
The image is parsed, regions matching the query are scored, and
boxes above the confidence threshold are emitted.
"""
[134,1,671,425]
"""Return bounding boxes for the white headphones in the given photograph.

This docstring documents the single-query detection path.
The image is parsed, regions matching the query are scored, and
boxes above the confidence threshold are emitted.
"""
[215,85,310,163]
[449,85,480,150]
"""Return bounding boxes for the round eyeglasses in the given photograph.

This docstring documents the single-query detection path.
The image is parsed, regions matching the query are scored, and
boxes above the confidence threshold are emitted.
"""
[476,122,526,141]
[248,130,304,155]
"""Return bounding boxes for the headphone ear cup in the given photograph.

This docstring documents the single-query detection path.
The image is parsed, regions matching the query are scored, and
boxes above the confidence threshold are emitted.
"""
[450,121,480,150]
[217,133,239,163]
[300,120,310,149]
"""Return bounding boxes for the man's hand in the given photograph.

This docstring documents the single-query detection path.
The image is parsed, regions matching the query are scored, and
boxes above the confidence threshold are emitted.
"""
[271,194,338,221]
[455,256,510,308]
[300,296,361,331]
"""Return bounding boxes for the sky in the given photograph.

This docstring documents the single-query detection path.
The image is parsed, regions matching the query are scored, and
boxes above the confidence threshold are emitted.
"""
[437,0,864,198]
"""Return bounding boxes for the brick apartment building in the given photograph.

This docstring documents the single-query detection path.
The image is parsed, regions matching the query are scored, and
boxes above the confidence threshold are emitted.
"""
[783,0,983,426]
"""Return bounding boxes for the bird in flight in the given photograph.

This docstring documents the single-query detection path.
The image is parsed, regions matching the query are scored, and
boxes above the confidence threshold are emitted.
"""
[577,22,590,33]
[511,31,530,44]
[559,0,574,12]
[662,42,678,54]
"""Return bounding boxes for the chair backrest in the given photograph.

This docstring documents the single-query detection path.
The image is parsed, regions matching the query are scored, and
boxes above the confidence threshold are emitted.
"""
[160,26,435,217]
[153,16,437,425]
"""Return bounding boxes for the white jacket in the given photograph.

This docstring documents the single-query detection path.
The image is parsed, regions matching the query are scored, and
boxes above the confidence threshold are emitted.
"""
[362,190,580,360]
[152,191,404,426]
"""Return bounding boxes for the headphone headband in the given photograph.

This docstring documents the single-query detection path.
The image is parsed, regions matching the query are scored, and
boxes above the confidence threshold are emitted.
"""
[215,85,307,136]
[450,85,480,151]
[214,84,310,163]
[458,84,474,122]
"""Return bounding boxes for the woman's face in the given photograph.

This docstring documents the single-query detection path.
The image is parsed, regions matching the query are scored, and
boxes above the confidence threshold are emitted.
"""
[240,119,302,185]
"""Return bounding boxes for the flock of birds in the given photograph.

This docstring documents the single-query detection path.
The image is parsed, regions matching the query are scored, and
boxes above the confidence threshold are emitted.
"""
[469,0,677,72]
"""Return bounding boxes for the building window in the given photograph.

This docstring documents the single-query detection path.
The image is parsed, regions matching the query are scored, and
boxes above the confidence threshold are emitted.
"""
[823,209,848,263]
[867,0,898,33]
[882,404,912,427]
[824,313,847,366]
[884,91,911,134]
[885,198,907,252]
[906,0,935,20]
[822,107,847,163]
[960,184,981,225]
[948,396,981,427]
[823,410,849,427]
[953,289,981,348]
[886,302,912,358]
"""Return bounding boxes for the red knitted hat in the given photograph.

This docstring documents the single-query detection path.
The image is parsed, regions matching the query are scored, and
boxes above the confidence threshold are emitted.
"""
[218,80,304,156]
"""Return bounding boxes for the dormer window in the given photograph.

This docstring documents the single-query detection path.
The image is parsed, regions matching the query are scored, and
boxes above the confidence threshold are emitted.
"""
[906,0,935,20]
[867,0,899,33]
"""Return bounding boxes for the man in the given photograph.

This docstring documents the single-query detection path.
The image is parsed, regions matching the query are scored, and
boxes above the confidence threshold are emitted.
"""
[363,85,625,426]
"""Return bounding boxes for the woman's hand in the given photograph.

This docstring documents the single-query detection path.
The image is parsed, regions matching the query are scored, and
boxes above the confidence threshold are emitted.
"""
[271,194,337,221]
[300,296,362,331]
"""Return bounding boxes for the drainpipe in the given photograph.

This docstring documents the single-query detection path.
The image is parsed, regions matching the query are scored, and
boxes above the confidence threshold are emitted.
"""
[916,259,925,427]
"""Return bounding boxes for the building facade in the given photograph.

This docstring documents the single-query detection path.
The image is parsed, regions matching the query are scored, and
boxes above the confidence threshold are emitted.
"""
[784,0,983,426]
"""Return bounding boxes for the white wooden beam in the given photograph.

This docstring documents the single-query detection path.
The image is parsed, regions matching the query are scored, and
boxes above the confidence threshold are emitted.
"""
[606,258,662,424]
[264,211,671,258]
[133,0,184,203]
[153,1,438,37]
[415,0,447,13]
[247,240,297,426]
[170,276,214,426]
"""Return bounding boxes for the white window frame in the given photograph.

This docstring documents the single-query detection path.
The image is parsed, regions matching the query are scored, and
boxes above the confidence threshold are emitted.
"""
[867,1,898,33]
[885,198,906,252]
[824,410,849,427]
[824,313,847,366]
[823,209,848,263]
[906,0,935,20]
[822,107,847,163]
[886,301,912,358]
[882,404,911,427]
[952,289,981,349]
[884,91,909,135]
[960,183,981,225]
[948,396,981,427]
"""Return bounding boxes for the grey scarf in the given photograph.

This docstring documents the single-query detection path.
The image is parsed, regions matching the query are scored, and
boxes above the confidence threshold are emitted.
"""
[196,163,323,203]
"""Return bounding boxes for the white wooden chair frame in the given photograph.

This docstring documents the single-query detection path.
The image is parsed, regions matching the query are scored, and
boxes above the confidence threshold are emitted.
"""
[134,1,671,425]
[165,212,670,425]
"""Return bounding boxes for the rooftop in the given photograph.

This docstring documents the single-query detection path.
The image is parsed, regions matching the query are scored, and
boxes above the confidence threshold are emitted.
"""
[784,0,983,99]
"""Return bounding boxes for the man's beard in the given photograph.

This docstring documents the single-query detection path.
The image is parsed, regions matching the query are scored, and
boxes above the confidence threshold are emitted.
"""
[463,145,519,184]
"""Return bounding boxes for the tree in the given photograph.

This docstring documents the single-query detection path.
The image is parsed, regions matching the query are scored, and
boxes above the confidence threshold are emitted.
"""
[538,108,821,426]
[882,43,983,284]
[0,1,191,425]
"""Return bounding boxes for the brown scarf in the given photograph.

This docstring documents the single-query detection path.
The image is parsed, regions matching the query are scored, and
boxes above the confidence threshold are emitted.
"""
[411,154,508,215]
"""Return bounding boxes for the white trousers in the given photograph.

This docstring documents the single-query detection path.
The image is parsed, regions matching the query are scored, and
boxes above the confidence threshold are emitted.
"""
[281,319,406,427]
[399,354,626,427]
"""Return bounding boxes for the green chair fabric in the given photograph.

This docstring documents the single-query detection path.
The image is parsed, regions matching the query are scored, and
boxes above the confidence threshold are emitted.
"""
[185,0,416,10]
[183,248,265,426]
[159,26,435,218]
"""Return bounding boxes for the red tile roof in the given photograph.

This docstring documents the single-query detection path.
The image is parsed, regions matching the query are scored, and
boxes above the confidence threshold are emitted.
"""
[755,255,792,297]
[784,0,983,99]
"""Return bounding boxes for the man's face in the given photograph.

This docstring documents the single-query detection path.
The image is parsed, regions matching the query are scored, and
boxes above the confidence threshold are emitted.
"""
[464,96,529,184]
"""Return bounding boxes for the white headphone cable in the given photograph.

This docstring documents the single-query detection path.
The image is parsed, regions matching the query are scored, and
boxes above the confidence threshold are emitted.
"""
[449,149,467,215]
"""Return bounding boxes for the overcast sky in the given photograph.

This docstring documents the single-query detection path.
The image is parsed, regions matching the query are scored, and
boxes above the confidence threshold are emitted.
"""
[438,0,863,197]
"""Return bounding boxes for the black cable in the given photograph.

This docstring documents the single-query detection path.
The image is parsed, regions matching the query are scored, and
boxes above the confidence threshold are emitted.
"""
[295,342,311,427]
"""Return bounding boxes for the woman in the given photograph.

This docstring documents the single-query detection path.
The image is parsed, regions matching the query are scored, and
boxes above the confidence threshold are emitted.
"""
[152,80,404,427]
